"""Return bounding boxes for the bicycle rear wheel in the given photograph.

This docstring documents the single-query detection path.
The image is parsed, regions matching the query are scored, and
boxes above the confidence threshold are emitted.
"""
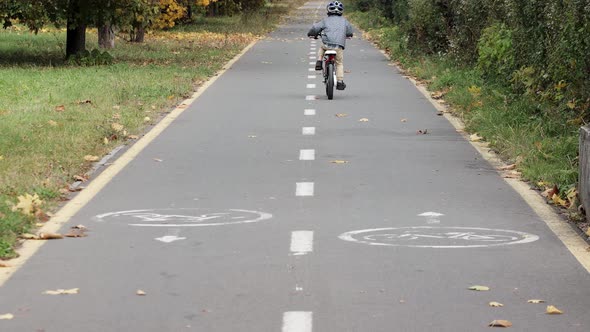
[326,63,334,100]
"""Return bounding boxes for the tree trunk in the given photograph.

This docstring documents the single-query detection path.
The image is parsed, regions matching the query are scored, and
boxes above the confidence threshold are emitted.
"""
[98,24,115,49]
[65,0,86,58]
[66,20,86,58]
[131,26,145,43]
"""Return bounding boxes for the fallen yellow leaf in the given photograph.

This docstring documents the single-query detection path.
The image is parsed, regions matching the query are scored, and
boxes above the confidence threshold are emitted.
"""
[38,232,64,240]
[331,160,349,164]
[55,105,65,112]
[489,302,504,307]
[546,305,563,314]
[43,288,79,295]
[551,194,568,207]
[0,262,10,268]
[401,118,407,122]
[136,290,147,296]
[470,134,483,142]
[48,120,58,127]
[103,137,109,145]
[359,118,369,122]
[489,320,512,327]
[499,164,517,171]
[0,155,3,161]
[144,117,151,122]
[127,135,139,140]
[84,155,100,162]
[468,285,490,291]
[527,299,545,304]
[154,158,163,162]
[335,113,348,117]
[0,313,14,320]
[12,194,43,216]
[111,123,124,132]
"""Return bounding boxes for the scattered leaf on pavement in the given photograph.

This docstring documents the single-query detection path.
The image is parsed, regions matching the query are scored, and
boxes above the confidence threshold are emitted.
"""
[54,105,65,112]
[489,320,512,328]
[359,118,369,122]
[38,233,64,240]
[65,229,87,238]
[72,225,87,230]
[248,135,257,138]
[527,299,545,304]
[331,160,349,164]
[154,158,163,162]
[468,285,490,291]
[136,290,147,296]
[43,288,79,295]
[84,155,100,162]
[416,129,428,135]
[401,118,407,122]
[546,305,563,314]
[436,111,444,116]
[0,313,14,320]
[489,302,504,307]
[335,113,348,117]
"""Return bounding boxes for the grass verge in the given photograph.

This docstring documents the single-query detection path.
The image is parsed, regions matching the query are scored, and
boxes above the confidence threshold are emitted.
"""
[0,1,301,259]
[348,11,585,231]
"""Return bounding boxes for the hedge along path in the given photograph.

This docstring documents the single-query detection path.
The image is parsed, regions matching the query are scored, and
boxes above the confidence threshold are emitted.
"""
[0,39,258,287]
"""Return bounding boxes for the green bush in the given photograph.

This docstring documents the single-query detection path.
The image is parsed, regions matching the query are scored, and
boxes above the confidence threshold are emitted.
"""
[66,49,114,66]
[477,23,514,80]
[406,0,448,54]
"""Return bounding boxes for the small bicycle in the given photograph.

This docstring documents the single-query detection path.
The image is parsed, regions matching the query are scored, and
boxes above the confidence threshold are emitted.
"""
[321,49,338,100]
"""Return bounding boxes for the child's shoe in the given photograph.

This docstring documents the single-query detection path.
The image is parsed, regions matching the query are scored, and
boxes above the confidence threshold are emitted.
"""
[337,81,346,90]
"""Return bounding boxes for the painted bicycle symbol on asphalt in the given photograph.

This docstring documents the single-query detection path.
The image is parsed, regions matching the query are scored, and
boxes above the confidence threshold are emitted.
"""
[94,208,272,227]
[339,227,539,248]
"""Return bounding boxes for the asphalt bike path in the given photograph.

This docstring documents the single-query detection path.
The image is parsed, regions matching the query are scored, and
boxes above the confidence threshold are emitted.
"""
[1,1,590,331]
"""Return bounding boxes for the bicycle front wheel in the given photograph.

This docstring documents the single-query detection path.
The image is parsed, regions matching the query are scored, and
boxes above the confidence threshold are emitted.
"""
[326,63,334,100]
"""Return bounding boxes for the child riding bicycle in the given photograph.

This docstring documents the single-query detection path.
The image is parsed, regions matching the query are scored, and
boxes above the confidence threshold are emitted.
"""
[307,1,353,90]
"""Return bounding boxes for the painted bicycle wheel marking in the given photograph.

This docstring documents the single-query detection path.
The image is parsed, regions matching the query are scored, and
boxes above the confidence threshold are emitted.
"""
[339,227,539,248]
[94,209,272,227]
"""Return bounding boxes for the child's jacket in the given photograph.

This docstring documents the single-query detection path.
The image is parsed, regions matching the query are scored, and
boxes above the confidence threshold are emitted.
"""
[307,15,353,49]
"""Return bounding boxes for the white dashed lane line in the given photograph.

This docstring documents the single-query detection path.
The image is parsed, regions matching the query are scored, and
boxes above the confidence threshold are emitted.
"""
[302,127,316,135]
[299,149,315,160]
[304,109,316,116]
[296,182,314,196]
[282,312,313,332]
[290,231,314,255]
[307,84,316,89]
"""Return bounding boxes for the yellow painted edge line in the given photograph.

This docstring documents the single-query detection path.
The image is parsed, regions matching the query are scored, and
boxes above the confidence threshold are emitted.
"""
[0,39,259,287]
[378,49,590,274]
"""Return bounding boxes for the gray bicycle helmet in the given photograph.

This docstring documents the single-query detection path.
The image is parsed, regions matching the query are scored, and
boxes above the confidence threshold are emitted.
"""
[327,1,344,15]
